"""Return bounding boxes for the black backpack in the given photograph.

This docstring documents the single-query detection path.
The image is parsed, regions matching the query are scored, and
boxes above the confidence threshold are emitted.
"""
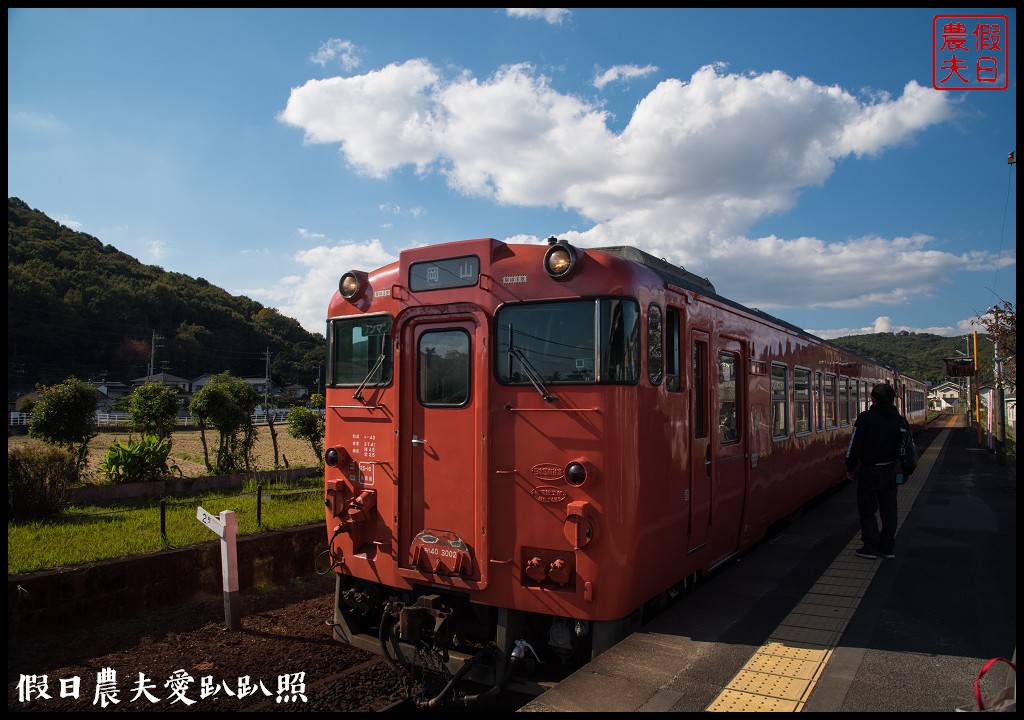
[899,418,918,475]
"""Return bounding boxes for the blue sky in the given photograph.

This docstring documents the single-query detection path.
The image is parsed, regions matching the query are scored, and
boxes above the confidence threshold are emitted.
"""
[8,8,1016,340]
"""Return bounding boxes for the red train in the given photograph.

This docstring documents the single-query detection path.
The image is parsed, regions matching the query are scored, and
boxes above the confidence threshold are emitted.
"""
[322,237,927,705]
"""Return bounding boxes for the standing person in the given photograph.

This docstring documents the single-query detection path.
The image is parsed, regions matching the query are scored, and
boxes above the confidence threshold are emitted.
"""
[845,382,903,559]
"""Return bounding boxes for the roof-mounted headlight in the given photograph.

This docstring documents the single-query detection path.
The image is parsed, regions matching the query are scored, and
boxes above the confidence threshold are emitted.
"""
[544,237,579,280]
[339,271,367,301]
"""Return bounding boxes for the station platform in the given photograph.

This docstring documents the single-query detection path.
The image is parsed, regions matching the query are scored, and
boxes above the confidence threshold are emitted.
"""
[521,415,1017,713]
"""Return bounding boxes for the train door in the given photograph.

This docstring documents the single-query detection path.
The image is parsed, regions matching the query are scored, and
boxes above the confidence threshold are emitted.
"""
[686,329,711,554]
[708,338,748,568]
[397,313,486,584]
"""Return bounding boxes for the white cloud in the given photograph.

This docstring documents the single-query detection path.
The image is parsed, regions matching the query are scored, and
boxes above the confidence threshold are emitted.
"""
[55,214,83,230]
[378,203,426,218]
[278,59,1006,332]
[310,38,362,71]
[279,59,442,177]
[810,315,973,340]
[147,240,166,262]
[281,62,954,231]
[247,239,396,333]
[505,8,570,24]
[593,64,658,90]
[8,108,70,136]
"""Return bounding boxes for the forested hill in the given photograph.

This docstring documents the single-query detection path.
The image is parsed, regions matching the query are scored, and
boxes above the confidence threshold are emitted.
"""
[8,197,325,393]
[830,331,993,387]
[7,196,990,393]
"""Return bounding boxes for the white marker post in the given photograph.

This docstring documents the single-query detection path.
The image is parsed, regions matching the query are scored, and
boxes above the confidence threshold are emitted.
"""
[196,507,240,631]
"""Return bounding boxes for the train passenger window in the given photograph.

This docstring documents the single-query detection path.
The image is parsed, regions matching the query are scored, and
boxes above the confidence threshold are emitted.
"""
[418,330,470,406]
[794,368,811,434]
[665,308,681,392]
[824,373,837,428]
[601,299,639,382]
[718,353,739,443]
[771,363,789,439]
[693,339,707,437]
[327,315,393,387]
[495,298,639,385]
[839,376,850,426]
[647,304,663,385]
[815,371,824,432]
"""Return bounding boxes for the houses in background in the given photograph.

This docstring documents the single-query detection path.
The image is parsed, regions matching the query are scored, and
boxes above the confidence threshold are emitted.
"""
[131,373,311,412]
[928,380,965,411]
[927,379,1017,434]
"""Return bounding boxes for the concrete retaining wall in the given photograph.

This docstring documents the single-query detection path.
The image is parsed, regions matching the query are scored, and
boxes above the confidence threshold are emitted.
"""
[7,524,328,641]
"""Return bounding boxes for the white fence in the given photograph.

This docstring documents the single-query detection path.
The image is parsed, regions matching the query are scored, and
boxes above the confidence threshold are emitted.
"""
[10,409,296,428]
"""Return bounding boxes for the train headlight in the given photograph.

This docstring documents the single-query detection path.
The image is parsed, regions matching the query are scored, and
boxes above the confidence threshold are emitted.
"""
[544,239,578,280]
[565,457,595,486]
[325,448,340,466]
[339,271,366,301]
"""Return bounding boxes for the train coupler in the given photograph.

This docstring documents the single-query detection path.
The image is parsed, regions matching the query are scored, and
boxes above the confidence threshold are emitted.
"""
[395,594,453,658]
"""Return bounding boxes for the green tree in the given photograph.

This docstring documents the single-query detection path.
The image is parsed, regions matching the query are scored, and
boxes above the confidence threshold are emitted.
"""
[973,300,1016,386]
[287,393,325,463]
[127,382,181,440]
[28,378,99,470]
[188,373,260,474]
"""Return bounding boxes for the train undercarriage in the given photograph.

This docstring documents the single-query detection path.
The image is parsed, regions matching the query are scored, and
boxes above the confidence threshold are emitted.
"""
[330,572,699,709]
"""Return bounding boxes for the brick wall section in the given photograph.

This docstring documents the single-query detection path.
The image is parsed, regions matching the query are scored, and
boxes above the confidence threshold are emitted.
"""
[8,524,329,641]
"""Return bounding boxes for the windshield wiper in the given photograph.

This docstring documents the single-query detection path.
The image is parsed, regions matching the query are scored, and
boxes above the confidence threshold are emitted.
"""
[353,351,386,402]
[509,346,556,402]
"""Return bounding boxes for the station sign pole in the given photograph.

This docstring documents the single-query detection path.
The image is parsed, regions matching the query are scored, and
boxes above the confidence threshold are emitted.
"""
[196,507,240,630]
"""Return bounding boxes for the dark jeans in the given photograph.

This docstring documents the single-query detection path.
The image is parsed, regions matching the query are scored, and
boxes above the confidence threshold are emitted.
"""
[856,462,899,553]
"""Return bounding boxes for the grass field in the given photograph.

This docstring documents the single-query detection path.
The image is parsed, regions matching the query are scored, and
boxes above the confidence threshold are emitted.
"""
[8,427,326,574]
[8,425,321,483]
[7,475,325,574]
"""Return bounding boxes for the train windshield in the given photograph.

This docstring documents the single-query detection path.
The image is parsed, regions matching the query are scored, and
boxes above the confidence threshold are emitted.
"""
[495,298,639,385]
[327,315,393,387]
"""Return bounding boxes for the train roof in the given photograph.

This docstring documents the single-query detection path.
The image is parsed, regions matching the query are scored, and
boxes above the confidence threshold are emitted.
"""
[592,244,910,378]
[593,246,717,296]
[593,245,813,337]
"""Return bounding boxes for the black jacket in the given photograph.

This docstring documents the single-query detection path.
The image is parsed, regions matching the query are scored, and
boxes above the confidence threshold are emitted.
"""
[845,403,903,472]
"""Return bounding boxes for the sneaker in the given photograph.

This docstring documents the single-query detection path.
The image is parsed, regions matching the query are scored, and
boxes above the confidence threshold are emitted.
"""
[879,550,896,559]
[855,548,878,559]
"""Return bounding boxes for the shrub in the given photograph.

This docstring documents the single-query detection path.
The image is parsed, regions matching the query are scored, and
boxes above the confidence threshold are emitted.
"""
[99,435,180,484]
[127,382,181,440]
[8,445,77,520]
[28,377,99,470]
[189,372,259,473]
[286,406,324,463]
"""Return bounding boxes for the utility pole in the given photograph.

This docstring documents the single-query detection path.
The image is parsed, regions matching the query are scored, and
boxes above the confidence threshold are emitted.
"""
[264,348,272,417]
[973,332,981,447]
[990,307,1006,466]
[148,331,163,379]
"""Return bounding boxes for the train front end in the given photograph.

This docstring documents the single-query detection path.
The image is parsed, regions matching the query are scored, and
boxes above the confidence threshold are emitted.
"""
[322,238,656,699]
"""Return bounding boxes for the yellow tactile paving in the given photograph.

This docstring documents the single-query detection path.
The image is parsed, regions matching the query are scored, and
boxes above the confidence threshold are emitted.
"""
[706,419,953,712]
[727,669,811,700]
[708,689,801,712]
[758,642,830,662]
[745,654,823,679]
